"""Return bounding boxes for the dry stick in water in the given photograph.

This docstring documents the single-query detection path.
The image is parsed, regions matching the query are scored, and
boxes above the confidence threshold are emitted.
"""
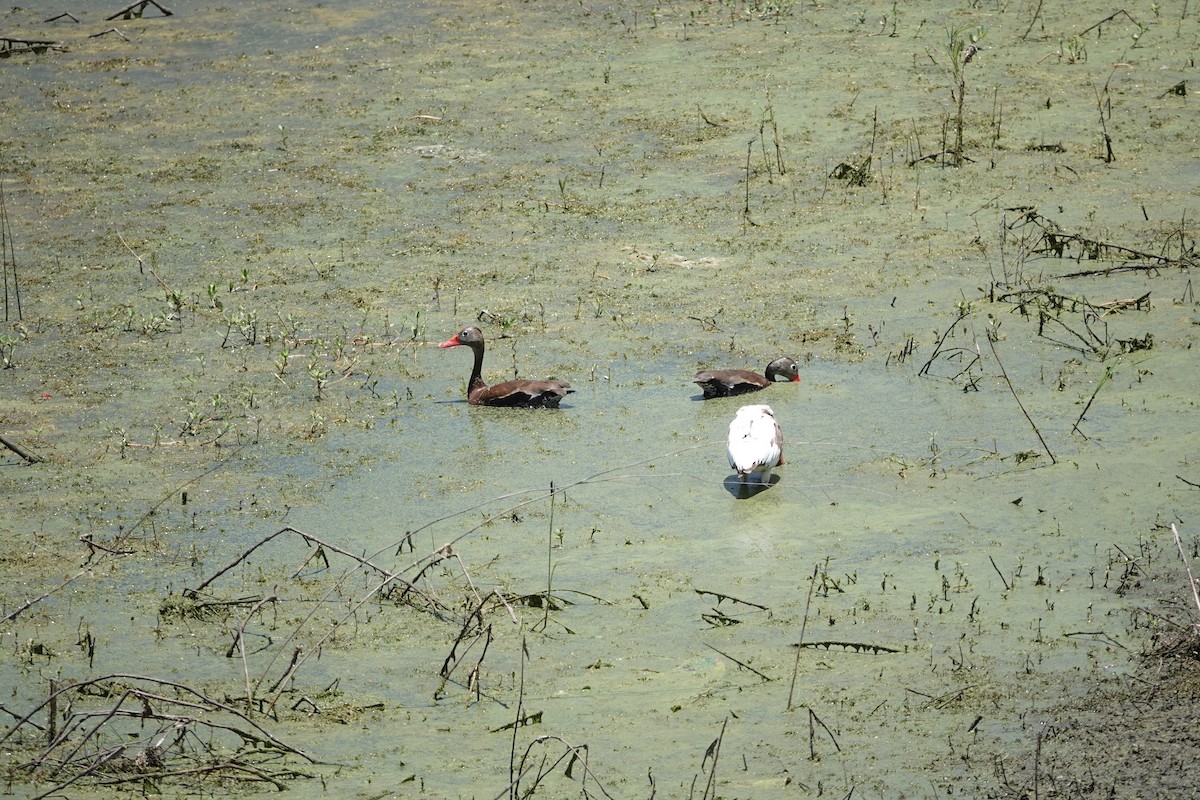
[1092,82,1115,164]
[989,555,1012,591]
[542,481,556,632]
[986,335,1057,465]
[118,442,249,554]
[116,232,178,300]
[230,595,280,708]
[742,136,755,234]
[694,588,769,611]
[106,0,174,20]
[188,523,452,704]
[701,716,728,800]
[1,674,313,757]
[1022,0,1045,39]
[1170,523,1200,620]
[704,642,770,682]
[2,568,91,624]
[808,708,841,760]
[494,735,612,800]
[786,563,822,712]
[1072,364,1114,437]
[0,176,23,322]
[508,635,528,800]
[918,307,970,376]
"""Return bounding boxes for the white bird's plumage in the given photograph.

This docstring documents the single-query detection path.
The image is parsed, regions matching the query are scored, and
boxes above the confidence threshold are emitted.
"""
[727,404,784,483]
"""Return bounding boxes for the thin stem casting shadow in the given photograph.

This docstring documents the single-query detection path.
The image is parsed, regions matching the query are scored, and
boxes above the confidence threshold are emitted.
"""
[700,716,728,800]
[1072,364,1114,437]
[986,335,1057,465]
[786,563,822,712]
[1171,523,1200,620]
[808,708,840,760]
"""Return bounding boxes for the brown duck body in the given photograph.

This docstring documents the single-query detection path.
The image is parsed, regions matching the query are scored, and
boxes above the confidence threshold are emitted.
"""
[693,357,800,399]
[439,326,573,409]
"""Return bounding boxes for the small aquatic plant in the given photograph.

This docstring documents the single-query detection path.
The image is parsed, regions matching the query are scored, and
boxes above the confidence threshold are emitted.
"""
[946,25,986,168]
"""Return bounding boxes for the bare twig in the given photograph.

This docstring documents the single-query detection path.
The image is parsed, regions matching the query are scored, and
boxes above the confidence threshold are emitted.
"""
[2,568,92,624]
[1,176,23,322]
[106,0,173,20]
[919,307,971,377]
[1022,0,1045,39]
[1171,524,1200,621]
[701,717,728,800]
[787,563,821,712]
[989,555,1012,591]
[116,232,179,301]
[703,643,770,681]
[1076,9,1142,38]
[986,335,1057,464]
[808,708,841,759]
[1072,364,1114,437]
[0,433,40,463]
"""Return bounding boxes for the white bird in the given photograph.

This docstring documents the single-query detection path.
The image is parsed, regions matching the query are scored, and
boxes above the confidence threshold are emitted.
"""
[727,404,784,486]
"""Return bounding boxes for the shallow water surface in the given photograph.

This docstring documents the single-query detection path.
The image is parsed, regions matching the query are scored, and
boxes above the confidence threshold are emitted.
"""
[2,0,1198,797]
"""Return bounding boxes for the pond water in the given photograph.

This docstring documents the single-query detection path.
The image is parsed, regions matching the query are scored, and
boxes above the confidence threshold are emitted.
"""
[2,0,1198,797]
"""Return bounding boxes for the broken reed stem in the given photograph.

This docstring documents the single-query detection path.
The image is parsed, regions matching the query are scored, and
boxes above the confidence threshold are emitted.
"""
[543,481,555,632]
[1092,82,1115,163]
[786,563,821,712]
[1,176,23,322]
[988,555,1011,591]
[0,433,40,463]
[1022,0,1045,39]
[1170,523,1200,620]
[807,708,841,760]
[986,334,1057,465]
[701,717,728,800]
[704,643,770,682]
[742,137,754,234]
[918,307,970,376]
[509,635,527,800]
[117,232,178,302]
[1072,364,1114,437]
[2,568,92,624]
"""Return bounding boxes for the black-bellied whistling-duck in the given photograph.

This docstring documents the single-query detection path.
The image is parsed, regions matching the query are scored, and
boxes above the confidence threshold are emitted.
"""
[438,326,573,409]
[727,404,783,485]
[693,356,799,399]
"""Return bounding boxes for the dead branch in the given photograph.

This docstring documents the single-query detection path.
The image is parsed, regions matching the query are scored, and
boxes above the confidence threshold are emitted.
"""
[1075,9,1142,38]
[704,643,770,681]
[808,709,841,758]
[3,673,316,797]
[918,306,971,378]
[2,568,92,624]
[1171,523,1200,621]
[106,0,173,20]
[0,37,67,56]
[0,433,41,463]
[796,640,900,654]
[694,588,769,611]
[986,334,1057,464]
